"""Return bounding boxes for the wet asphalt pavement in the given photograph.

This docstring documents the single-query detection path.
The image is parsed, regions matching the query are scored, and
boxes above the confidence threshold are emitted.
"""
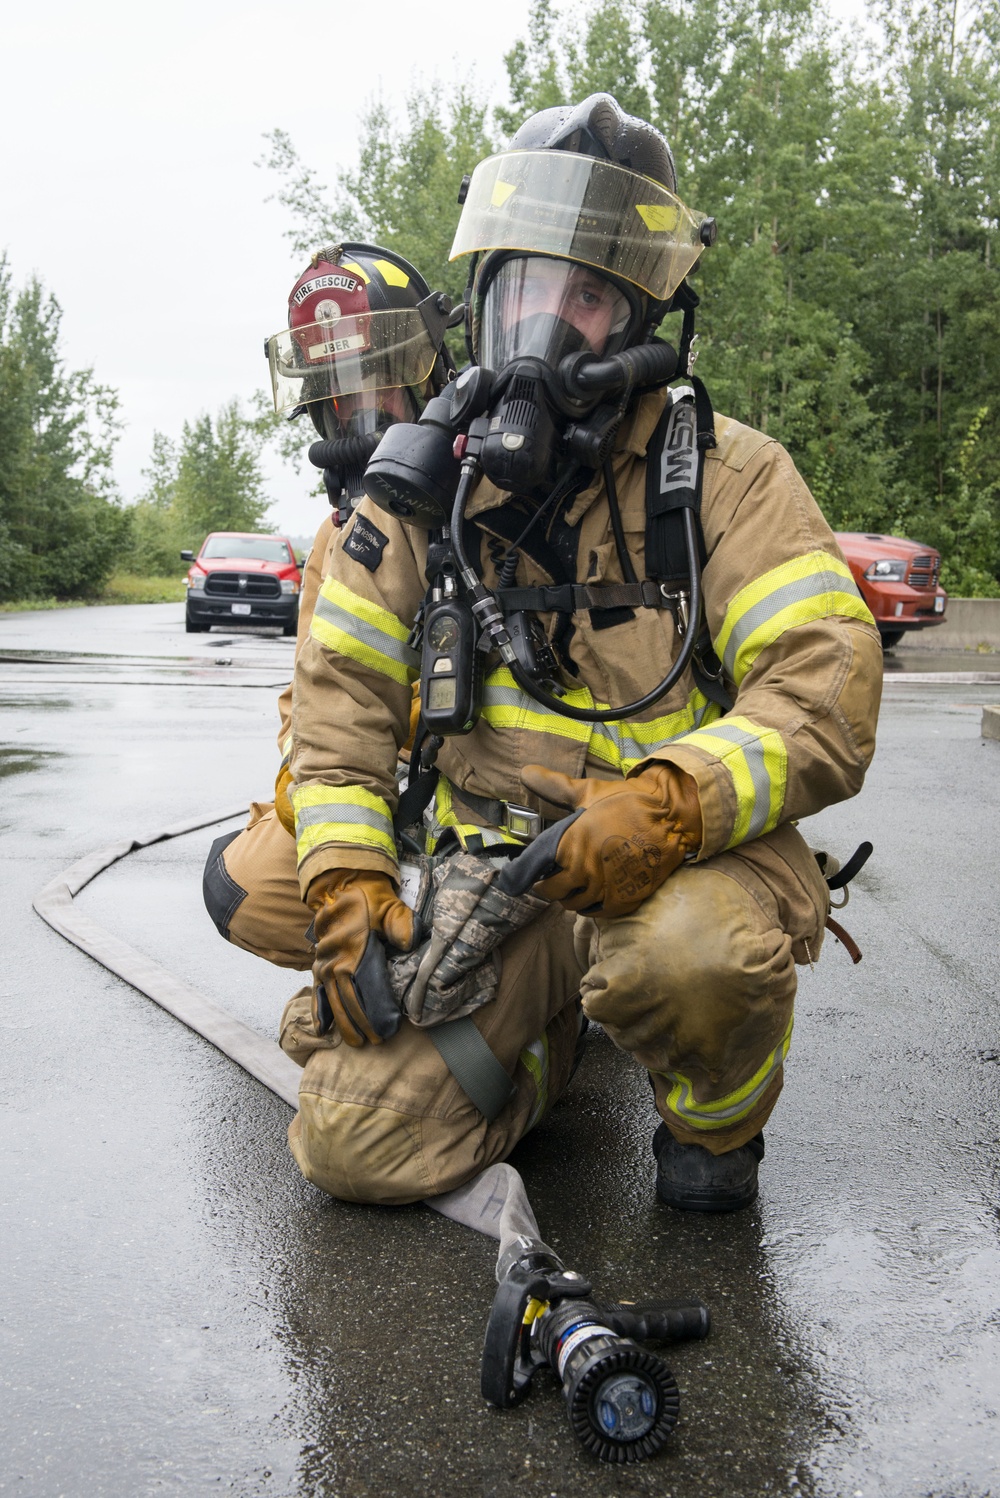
[2,603,999,1498]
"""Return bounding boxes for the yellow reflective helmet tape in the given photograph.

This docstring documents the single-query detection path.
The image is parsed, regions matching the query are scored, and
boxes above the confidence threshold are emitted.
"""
[714,550,876,687]
[372,258,409,288]
[291,783,397,863]
[636,203,680,233]
[520,1032,550,1130]
[676,715,787,846]
[482,666,595,745]
[658,1016,793,1130]
[340,260,371,284]
[311,576,418,687]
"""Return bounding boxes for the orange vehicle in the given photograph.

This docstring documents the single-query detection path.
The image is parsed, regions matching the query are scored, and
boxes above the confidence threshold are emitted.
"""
[181,531,302,635]
[835,532,948,649]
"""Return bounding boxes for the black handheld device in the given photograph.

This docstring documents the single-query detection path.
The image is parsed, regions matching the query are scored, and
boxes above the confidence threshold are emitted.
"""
[420,593,483,735]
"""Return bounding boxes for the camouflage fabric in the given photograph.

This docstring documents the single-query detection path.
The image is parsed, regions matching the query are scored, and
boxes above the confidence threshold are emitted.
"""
[388,851,549,1026]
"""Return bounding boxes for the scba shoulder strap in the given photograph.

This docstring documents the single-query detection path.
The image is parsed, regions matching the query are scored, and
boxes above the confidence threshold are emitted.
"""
[644,380,712,582]
[645,382,733,712]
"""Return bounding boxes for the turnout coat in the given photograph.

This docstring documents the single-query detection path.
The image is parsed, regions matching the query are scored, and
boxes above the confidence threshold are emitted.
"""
[287,388,883,900]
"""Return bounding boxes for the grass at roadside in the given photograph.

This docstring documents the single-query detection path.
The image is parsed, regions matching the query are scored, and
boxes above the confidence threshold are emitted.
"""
[0,573,186,612]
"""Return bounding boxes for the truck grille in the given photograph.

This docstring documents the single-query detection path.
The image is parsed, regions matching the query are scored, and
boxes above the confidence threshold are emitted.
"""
[205,572,281,599]
[907,555,940,590]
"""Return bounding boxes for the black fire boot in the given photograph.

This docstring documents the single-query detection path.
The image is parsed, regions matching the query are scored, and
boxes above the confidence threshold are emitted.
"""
[653,1122,765,1212]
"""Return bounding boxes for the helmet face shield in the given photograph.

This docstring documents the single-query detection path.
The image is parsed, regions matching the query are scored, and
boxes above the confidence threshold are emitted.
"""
[478,256,634,370]
[267,307,441,414]
[450,149,709,302]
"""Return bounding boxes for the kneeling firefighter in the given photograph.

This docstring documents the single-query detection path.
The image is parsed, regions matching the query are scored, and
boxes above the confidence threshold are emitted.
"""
[202,242,455,966]
[282,94,883,1212]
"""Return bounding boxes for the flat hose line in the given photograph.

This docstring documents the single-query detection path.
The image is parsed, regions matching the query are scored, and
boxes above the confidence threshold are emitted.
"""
[31,807,542,1255]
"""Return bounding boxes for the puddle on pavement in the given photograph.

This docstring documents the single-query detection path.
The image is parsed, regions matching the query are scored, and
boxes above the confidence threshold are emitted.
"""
[0,745,64,778]
[0,696,74,711]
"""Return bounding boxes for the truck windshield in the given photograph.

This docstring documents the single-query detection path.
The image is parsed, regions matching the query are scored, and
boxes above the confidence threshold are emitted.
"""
[201,536,292,563]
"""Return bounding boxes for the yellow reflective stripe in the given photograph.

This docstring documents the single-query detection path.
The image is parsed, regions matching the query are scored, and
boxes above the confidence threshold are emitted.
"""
[659,1016,793,1130]
[676,715,787,846]
[520,1034,550,1129]
[715,550,875,686]
[482,667,595,745]
[589,691,722,774]
[311,577,418,686]
[426,776,522,853]
[291,783,397,862]
[484,669,725,778]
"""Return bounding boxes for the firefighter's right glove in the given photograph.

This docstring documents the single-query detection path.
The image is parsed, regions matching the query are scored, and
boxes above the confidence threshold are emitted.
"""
[519,762,703,918]
[307,869,417,1046]
[274,765,296,836]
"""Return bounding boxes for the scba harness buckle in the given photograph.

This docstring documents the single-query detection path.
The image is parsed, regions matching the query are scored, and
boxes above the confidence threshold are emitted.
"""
[502,803,543,842]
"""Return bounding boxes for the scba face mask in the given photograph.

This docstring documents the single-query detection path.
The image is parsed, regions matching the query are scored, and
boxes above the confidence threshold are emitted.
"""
[308,389,421,518]
[477,257,633,370]
[469,255,638,498]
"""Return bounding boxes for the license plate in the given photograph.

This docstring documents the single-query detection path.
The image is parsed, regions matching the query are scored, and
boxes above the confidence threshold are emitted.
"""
[934,595,944,613]
[231,602,252,615]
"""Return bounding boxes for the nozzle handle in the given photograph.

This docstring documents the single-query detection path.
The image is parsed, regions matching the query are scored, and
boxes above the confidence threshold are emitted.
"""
[598,1298,711,1344]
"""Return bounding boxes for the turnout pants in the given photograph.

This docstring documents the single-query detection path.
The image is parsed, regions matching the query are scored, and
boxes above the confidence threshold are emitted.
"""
[206,809,829,1204]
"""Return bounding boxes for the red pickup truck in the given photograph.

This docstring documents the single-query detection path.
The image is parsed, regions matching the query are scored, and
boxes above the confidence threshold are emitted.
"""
[181,532,302,635]
[835,532,948,649]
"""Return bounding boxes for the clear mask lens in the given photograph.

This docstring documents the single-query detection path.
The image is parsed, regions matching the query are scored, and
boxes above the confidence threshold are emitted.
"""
[478,257,632,370]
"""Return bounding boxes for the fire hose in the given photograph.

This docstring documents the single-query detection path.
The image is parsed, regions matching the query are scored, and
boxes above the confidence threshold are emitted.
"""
[32,806,709,1460]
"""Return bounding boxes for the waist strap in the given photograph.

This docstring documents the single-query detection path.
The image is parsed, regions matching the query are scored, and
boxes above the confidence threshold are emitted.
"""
[427,1016,517,1121]
[451,784,559,844]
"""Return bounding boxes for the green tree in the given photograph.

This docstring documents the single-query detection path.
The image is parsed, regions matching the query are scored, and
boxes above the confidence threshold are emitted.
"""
[0,255,127,600]
[260,85,497,318]
[126,401,275,571]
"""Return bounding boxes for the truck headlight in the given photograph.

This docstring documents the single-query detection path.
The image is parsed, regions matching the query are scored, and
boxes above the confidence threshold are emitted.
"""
[188,573,206,591]
[280,578,300,595]
[864,559,908,582]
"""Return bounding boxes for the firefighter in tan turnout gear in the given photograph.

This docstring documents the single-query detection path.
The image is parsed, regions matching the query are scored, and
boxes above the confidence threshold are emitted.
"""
[259,95,882,1212]
[203,242,454,964]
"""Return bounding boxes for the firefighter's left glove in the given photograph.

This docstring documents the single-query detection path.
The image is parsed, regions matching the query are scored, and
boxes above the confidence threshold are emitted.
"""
[274,765,296,836]
[306,869,417,1047]
[519,762,703,918]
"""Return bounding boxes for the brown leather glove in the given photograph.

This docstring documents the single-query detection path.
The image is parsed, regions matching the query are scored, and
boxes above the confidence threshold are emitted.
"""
[518,762,703,918]
[274,765,295,836]
[307,869,417,1046]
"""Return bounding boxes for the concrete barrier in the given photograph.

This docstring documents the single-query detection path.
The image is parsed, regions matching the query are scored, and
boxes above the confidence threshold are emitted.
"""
[983,706,1000,741]
[897,598,1000,652]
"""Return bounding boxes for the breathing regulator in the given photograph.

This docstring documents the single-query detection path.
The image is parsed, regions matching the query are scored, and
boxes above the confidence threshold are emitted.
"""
[362,93,719,735]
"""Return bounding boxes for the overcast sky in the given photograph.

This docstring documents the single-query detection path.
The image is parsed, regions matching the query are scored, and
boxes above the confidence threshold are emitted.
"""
[2,0,866,540]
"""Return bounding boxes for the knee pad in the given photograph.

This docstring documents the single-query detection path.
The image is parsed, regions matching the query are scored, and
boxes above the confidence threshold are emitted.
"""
[202,830,247,941]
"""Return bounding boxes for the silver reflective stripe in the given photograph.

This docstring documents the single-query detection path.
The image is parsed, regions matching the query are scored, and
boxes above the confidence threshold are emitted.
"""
[721,569,854,681]
[295,801,392,832]
[697,720,774,839]
[313,590,418,674]
[590,699,713,766]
